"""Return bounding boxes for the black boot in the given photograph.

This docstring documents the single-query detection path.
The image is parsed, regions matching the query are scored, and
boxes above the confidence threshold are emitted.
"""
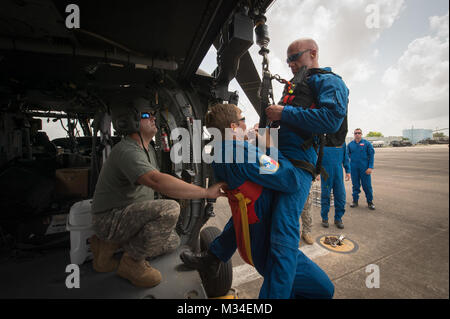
[350,201,358,208]
[368,202,376,210]
[334,220,345,229]
[180,249,221,278]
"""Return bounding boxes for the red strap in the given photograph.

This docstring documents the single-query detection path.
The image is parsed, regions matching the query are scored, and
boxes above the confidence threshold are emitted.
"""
[226,181,262,224]
[225,181,263,266]
[288,95,295,104]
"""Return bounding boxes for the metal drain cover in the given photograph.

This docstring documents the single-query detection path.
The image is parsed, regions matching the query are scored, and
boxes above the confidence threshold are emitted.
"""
[317,235,359,254]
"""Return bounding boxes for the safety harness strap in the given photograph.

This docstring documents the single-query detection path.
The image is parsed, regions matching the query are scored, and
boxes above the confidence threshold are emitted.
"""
[234,193,254,266]
[288,158,329,182]
[300,136,316,151]
[225,181,263,267]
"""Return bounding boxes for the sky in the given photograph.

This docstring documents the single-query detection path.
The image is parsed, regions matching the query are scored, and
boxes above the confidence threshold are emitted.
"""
[199,0,449,137]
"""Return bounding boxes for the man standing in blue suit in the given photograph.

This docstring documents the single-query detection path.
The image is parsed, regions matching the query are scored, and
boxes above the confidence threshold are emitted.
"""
[320,143,351,229]
[347,128,376,210]
[261,38,349,298]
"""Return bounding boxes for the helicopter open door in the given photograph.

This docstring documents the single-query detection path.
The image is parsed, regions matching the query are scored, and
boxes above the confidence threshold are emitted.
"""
[0,0,274,298]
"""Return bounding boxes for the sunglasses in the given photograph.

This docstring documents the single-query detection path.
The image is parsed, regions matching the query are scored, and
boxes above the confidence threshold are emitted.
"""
[286,49,312,63]
[141,111,156,119]
[239,117,245,122]
[354,132,362,135]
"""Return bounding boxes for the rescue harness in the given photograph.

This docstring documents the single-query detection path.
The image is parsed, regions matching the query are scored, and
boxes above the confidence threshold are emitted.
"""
[225,181,263,266]
[260,67,348,181]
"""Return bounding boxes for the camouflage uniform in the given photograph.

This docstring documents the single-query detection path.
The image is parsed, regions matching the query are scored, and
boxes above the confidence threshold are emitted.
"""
[92,199,181,261]
[301,192,312,235]
[91,136,181,261]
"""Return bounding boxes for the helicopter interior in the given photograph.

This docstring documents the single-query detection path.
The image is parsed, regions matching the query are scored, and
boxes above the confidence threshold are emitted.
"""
[0,0,273,298]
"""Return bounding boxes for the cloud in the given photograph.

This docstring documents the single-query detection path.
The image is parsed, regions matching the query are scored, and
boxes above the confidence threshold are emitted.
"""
[241,0,406,130]
[430,11,449,39]
[347,11,449,136]
[259,0,404,70]
[340,59,377,84]
[380,11,449,121]
[246,0,406,96]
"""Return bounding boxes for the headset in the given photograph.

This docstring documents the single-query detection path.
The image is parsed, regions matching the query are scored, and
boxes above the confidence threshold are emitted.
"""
[111,95,154,135]
[111,93,156,163]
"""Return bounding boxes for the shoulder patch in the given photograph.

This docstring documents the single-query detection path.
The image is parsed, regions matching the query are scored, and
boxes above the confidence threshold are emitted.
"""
[259,155,279,173]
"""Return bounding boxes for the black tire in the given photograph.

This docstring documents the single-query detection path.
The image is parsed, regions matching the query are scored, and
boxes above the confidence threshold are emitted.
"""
[199,226,233,298]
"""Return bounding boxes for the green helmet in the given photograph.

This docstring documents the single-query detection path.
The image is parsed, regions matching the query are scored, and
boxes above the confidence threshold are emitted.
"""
[111,91,155,135]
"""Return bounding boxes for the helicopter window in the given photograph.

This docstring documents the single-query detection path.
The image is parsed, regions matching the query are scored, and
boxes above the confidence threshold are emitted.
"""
[198,46,218,75]
[38,116,91,141]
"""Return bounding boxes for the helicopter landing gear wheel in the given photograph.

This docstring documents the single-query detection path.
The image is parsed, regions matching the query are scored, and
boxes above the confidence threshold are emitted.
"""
[199,226,233,298]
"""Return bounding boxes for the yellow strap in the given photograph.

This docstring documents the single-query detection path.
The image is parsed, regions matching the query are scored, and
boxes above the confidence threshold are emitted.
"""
[234,193,254,266]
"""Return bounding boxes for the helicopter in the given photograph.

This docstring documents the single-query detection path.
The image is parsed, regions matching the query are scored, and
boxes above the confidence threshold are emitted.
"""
[0,0,275,298]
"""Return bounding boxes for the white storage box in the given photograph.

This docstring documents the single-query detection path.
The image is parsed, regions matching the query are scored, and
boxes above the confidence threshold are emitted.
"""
[67,199,95,265]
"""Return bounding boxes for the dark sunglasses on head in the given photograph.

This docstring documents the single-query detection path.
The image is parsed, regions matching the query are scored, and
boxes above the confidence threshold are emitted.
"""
[141,111,156,119]
[286,49,312,63]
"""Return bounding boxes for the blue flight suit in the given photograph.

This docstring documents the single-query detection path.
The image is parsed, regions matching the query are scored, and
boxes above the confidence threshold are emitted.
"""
[209,140,334,299]
[259,67,349,298]
[320,144,350,222]
[347,139,375,203]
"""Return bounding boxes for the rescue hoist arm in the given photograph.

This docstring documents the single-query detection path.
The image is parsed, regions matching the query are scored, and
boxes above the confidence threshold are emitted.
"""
[211,9,254,105]
[254,14,275,129]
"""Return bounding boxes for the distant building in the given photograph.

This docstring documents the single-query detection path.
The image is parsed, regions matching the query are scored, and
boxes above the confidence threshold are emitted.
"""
[402,129,433,144]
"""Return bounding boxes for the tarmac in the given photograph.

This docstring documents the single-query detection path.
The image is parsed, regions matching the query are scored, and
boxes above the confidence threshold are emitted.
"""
[204,144,449,299]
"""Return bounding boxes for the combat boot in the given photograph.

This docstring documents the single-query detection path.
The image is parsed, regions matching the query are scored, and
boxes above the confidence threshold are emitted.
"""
[321,219,329,228]
[90,235,120,273]
[117,252,162,288]
[180,249,221,278]
[368,202,376,210]
[350,201,358,208]
[334,220,345,229]
[301,232,314,245]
